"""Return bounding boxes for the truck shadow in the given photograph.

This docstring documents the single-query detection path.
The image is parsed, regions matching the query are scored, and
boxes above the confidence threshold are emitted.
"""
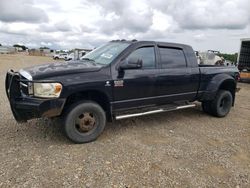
[19,105,209,144]
[103,106,207,136]
[31,117,71,144]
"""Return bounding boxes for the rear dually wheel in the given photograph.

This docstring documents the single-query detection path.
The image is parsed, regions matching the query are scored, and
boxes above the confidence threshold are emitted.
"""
[202,89,233,117]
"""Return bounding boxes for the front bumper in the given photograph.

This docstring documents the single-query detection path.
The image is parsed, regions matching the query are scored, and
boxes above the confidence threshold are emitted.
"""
[5,70,66,122]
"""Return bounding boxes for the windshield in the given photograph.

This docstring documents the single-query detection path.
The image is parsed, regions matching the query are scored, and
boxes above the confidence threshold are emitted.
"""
[81,42,130,65]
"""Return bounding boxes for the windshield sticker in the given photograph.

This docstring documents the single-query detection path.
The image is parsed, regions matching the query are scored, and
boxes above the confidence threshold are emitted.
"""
[101,53,113,59]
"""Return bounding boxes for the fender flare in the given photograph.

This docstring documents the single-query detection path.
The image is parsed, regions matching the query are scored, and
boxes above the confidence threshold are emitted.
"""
[201,74,236,101]
[63,88,113,121]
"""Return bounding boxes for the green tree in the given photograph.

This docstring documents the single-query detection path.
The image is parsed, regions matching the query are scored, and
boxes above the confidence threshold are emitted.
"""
[219,53,238,63]
[39,46,50,49]
[13,44,28,50]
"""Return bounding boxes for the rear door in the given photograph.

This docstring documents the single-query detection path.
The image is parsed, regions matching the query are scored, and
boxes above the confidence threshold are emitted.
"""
[112,44,158,110]
[154,46,199,104]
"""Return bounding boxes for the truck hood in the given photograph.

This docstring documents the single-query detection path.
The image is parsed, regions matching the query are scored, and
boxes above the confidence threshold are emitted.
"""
[19,60,102,80]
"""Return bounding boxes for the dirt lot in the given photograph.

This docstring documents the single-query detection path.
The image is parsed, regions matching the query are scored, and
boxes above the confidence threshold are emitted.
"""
[0,54,250,187]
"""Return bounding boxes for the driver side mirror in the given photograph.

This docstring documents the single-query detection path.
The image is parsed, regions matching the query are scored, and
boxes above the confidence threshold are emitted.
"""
[119,58,143,71]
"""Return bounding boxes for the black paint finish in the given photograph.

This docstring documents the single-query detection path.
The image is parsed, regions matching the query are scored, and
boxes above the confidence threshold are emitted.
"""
[5,40,239,122]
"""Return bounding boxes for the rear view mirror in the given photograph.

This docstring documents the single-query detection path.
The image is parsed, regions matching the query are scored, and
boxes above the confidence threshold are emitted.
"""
[119,58,142,70]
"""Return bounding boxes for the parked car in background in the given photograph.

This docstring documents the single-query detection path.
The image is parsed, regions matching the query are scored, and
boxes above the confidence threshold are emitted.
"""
[65,50,89,61]
[53,53,68,60]
[65,53,74,61]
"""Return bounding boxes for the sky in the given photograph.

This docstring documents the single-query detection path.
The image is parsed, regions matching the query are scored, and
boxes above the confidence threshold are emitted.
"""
[0,0,249,53]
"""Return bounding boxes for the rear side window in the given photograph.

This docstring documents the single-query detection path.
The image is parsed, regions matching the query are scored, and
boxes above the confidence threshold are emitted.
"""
[127,47,155,68]
[159,47,186,68]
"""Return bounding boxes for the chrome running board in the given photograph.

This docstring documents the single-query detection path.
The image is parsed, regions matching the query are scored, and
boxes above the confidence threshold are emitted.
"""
[115,104,196,120]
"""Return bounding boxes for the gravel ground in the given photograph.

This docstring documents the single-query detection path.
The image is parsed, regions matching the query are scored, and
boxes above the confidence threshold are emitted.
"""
[0,54,250,187]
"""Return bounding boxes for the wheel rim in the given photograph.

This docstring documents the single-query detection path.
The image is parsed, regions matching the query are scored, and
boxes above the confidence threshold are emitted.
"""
[75,112,96,133]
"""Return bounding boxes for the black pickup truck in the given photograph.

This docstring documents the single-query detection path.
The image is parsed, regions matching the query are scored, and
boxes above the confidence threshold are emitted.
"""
[5,40,239,143]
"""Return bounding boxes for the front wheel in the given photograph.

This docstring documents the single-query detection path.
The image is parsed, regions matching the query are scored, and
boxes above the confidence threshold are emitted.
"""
[63,101,106,143]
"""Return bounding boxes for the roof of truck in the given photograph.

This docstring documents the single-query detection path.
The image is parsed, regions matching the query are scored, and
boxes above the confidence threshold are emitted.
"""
[110,39,191,49]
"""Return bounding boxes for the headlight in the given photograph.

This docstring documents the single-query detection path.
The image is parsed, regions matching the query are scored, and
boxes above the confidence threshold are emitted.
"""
[33,83,62,98]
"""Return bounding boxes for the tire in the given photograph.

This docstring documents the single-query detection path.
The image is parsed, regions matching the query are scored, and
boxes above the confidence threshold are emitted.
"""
[202,101,212,114]
[63,101,106,143]
[210,90,233,117]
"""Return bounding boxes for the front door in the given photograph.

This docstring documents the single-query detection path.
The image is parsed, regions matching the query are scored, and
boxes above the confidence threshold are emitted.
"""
[112,46,158,110]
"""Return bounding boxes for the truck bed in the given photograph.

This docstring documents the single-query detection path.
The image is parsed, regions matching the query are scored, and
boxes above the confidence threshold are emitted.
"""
[198,65,239,94]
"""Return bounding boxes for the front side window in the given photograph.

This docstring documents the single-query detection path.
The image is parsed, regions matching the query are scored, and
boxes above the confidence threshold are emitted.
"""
[159,47,187,68]
[82,42,130,65]
[127,47,156,68]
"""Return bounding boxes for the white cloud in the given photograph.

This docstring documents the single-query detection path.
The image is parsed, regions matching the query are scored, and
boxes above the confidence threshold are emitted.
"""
[0,0,249,52]
[194,34,207,42]
[151,10,177,31]
[0,0,48,23]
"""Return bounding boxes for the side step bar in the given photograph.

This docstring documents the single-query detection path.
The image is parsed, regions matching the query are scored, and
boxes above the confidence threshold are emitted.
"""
[115,104,196,120]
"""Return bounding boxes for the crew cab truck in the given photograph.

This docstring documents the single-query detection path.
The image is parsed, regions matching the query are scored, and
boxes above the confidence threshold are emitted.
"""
[5,40,239,143]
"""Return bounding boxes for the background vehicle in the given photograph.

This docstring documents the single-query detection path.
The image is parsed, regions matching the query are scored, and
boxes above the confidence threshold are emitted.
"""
[74,50,87,60]
[5,40,239,143]
[53,53,68,60]
[65,53,74,61]
[237,38,250,82]
[65,50,88,61]
[198,50,225,65]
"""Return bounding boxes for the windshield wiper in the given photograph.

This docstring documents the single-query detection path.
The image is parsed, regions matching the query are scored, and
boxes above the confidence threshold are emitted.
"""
[81,57,95,61]
[81,58,97,66]
[81,58,105,66]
